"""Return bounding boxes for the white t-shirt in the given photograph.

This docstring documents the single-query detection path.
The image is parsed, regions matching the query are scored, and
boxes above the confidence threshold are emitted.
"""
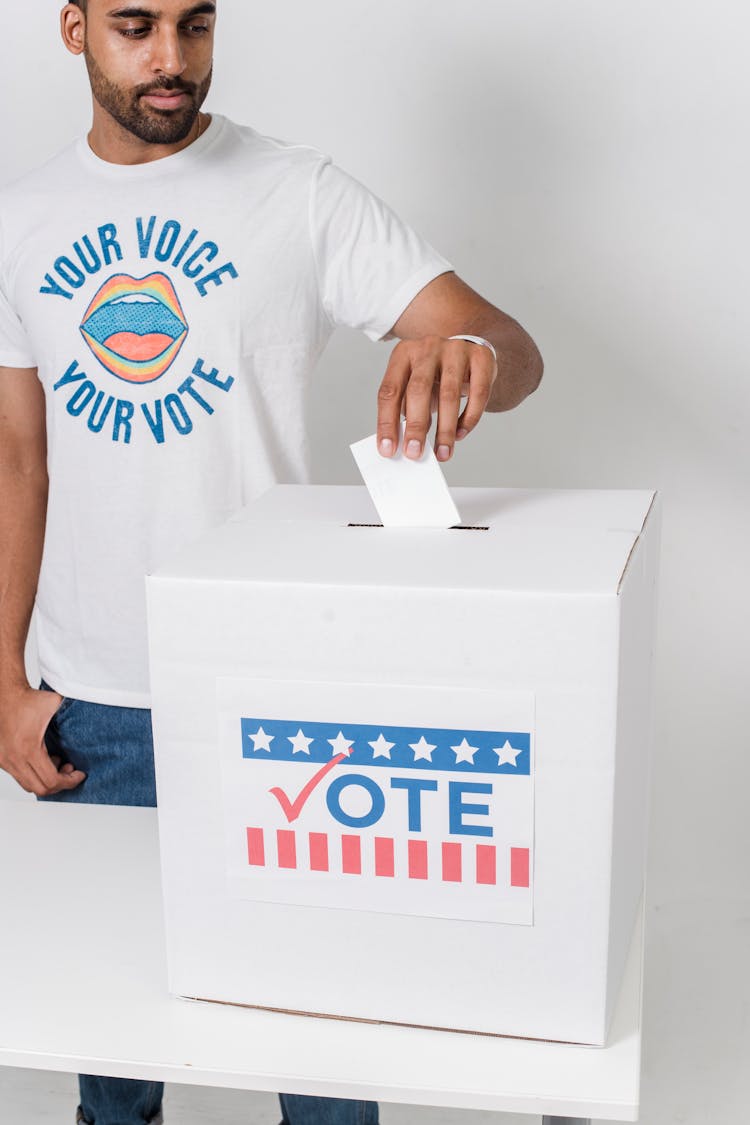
[0,115,451,707]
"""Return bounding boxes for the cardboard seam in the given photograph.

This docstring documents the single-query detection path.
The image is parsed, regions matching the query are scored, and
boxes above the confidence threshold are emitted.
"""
[600,604,625,1042]
[616,491,657,594]
[182,996,600,1047]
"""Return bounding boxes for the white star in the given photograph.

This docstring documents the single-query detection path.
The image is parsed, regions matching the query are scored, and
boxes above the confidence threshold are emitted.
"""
[328,730,354,758]
[451,737,479,764]
[369,733,394,759]
[493,739,522,767]
[248,725,274,752]
[288,728,313,755]
[409,736,436,762]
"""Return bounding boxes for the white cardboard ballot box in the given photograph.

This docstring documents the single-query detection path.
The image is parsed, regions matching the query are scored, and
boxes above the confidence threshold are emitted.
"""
[146,484,659,1046]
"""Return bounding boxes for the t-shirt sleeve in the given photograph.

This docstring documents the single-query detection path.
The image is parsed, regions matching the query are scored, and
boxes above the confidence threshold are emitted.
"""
[309,159,453,342]
[0,265,35,368]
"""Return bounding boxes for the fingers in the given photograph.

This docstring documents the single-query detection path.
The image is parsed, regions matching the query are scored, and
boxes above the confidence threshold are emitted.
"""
[377,337,496,461]
[28,750,85,796]
[456,348,494,441]
[377,337,443,460]
[47,755,79,778]
[43,767,87,796]
[376,343,411,458]
[433,346,468,463]
[13,749,86,798]
[30,689,84,794]
[0,687,86,797]
[403,353,438,460]
[377,335,443,459]
[26,762,85,797]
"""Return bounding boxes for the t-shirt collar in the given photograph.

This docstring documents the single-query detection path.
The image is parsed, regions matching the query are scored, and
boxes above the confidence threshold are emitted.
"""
[76,113,226,179]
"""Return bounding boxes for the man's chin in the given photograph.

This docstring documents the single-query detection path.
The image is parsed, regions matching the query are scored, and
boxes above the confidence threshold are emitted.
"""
[125,107,199,145]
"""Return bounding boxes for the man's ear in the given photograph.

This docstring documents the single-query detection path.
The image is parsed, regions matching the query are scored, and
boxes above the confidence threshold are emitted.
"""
[61,4,86,57]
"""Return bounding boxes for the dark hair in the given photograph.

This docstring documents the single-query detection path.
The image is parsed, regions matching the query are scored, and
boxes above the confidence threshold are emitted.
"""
[70,1,87,10]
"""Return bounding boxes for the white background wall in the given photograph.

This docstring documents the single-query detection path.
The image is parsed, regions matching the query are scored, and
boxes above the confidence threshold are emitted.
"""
[2,2,748,1122]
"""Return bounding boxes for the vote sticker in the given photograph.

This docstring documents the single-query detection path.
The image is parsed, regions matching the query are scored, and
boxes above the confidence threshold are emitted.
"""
[217,678,535,925]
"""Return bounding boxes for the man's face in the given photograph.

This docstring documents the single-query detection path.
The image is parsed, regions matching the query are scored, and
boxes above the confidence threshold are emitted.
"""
[79,1,216,145]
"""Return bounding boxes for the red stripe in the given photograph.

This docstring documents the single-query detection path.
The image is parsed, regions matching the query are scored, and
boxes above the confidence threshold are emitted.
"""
[246,827,265,866]
[309,832,329,871]
[277,829,297,869]
[510,847,530,887]
[408,839,428,879]
[341,835,361,874]
[476,844,496,885]
[442,842,462,882]
[375,837,395,877]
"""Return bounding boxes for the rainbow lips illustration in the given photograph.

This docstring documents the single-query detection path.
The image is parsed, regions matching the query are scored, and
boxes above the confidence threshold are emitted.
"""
[79,273,189,383]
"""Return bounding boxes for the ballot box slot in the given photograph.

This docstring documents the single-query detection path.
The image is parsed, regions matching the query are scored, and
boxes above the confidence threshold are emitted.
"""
[347,523,490,531]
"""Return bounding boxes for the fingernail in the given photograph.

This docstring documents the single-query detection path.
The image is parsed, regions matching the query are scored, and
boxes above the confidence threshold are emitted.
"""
[406,439,421,458]
[456,428,468,440]
[379,437,393,457]
[437,444,451,461]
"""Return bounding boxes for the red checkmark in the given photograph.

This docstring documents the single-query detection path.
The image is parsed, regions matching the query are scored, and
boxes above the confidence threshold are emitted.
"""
[269,753,348,823]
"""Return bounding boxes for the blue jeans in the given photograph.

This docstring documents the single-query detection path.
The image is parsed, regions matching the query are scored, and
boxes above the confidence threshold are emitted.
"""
[40,683,379,1125]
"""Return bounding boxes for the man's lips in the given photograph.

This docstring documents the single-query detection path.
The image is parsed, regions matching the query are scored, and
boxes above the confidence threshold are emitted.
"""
[141,90,192,110]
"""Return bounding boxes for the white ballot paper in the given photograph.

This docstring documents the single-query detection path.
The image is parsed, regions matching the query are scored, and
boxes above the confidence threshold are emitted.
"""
[350,424,462,528]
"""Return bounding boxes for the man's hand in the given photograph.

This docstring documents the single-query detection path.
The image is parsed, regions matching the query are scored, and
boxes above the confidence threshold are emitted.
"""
[377,334,496,463]
[0,686,86,797]
[378,272,543,461]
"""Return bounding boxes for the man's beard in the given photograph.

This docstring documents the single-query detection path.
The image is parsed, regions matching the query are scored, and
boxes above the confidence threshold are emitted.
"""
[84,47,212,145]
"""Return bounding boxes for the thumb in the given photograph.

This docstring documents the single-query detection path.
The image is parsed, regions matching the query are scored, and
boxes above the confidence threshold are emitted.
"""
[35,688,65,730]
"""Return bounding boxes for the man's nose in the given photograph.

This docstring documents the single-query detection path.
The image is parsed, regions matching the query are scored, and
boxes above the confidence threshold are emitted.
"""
[150,27,187,77]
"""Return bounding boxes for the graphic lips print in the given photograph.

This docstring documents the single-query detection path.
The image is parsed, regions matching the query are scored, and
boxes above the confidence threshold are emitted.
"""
[79,273,189,384]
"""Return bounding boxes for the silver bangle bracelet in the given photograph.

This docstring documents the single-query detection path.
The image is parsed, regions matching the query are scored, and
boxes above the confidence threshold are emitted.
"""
[448,334,498,365]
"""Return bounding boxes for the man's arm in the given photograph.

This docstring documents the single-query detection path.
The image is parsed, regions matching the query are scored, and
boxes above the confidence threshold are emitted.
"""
[0,367,85,796]
[378,272,543,461]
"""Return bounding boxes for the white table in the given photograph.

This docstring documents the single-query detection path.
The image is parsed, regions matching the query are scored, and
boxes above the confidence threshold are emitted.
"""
[0,801,643,1122]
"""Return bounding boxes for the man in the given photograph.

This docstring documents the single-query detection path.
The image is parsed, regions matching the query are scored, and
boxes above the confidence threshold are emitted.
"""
[0,1,543,1123]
